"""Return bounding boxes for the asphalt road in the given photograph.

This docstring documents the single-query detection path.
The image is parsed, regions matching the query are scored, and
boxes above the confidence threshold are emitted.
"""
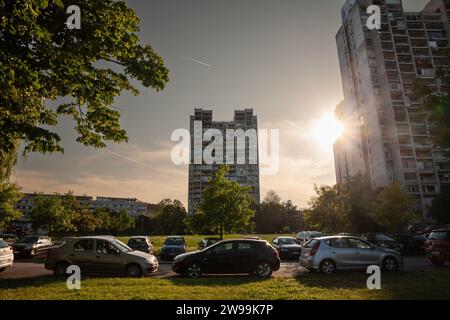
[0,256,438,280]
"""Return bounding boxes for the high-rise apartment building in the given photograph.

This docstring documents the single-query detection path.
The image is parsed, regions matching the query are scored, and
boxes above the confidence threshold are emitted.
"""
[188,108,260,215]
[334,0,450,220]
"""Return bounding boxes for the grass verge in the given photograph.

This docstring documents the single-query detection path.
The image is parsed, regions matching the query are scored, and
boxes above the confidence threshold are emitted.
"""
[1,271,449,300]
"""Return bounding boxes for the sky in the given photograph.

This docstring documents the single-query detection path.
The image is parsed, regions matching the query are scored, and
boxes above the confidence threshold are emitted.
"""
[12,0,429,209]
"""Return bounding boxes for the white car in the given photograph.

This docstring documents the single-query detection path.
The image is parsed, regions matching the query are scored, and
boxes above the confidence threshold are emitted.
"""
[0,239,14,272]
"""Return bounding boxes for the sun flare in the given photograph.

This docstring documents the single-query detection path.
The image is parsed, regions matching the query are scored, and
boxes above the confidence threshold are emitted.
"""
[311,113,344,148]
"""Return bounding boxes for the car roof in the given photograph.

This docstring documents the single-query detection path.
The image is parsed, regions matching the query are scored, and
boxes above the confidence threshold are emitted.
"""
[129,236,149,239]
[430,228,449,232]
[72,236,116,241]
[314,235,364,241]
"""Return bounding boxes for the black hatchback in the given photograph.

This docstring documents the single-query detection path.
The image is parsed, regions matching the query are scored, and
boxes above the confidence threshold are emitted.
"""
[172,239,281,278]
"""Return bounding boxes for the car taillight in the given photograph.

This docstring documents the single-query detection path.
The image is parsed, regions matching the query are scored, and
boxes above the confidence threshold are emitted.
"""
[310,242,320,256]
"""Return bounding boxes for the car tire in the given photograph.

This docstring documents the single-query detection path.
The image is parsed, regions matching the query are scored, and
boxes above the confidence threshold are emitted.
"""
[382,256,399,272]
[255,262,273,278]
[54,261,69,278]
[186,263,202,279]
[0,267,6,273]
[125,263,143,278]
[319,259,336,274]
[431,259,445,268]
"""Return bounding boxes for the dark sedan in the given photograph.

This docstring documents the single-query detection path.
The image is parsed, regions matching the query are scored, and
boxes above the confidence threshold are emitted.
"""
[172,239,281,278]
[160,236,186,261]
[361,233,403,253]
[271,237,302,259]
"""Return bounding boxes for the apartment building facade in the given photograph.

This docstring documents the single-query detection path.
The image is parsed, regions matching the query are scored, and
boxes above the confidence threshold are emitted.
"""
[334,0,450,220]
[188,108,260,215]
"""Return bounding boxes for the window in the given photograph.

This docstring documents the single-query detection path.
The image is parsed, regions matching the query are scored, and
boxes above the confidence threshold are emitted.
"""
[96,240,119,255]
[211,242,234,254]
[73,240,94,252]
[429,231,450,241]
[348,238,372,249]
[237,242,252,251]
[326,238,348,248]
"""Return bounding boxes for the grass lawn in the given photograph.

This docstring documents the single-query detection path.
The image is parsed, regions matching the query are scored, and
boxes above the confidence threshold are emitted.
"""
[1,271,449,300]
[117,234,292,255]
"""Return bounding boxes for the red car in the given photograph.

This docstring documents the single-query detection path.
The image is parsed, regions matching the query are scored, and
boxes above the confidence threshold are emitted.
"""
[425,229,450,267]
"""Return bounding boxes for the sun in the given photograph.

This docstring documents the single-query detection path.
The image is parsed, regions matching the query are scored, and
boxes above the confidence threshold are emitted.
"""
[311,113,344,148]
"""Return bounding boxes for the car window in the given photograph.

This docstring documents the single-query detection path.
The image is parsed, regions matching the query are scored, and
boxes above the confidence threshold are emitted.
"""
[237,242,252,252]
[326,238,348,248]
[96,240,119,255]
[429,231,450,241]
[211,242,234,254]
[279,238,296,245]
[348,238,372,249]
[73,240,94,252]
[0,240,8,248]
[129,238,146,245]
[164,238,185,246]
[375,234,395,241]
[19,236,38,243]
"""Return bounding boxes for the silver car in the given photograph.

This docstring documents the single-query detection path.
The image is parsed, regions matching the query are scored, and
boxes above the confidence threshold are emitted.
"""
[45,236,158,278]
[299,236,403,274]
[0,239,14,272]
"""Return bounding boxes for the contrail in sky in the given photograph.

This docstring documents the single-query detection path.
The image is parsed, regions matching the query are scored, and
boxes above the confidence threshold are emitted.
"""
[106,149,152,169]
[182,56,212,67]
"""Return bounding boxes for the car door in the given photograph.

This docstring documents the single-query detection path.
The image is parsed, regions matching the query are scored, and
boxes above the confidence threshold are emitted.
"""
[233,242,258,273]
[325,238,356,269]
[91,240,123,274]
[347,238,378,268]
[203,242,236,274]
[70,239,96,271]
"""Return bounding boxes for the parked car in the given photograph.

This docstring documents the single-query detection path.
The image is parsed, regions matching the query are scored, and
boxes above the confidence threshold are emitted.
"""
[296,231,324,244]
[160,236,186,261]
[360,233,403,253]
[172,239,281,278]
[45,236,158,278]
[299,236,403,274]
[0,239,14,272]
[198,237,221,250]
[12,235,52,256]
[0,234,18,246]
[127,236,154,254]
[425,229,450,267]
[395,233,427,255]
[271,237,302,259]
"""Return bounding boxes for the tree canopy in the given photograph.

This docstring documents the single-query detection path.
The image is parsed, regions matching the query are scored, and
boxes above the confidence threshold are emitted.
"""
[0,0,169,157]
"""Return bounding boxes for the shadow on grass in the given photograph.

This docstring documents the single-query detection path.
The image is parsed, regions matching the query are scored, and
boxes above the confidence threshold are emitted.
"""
[0,275,63,290]
[167,274,271,287]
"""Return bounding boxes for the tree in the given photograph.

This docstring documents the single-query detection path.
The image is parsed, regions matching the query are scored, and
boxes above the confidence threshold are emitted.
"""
[254,191,303,234]
[0,182,23,230]
[29,193,77,235]
[193,166,255,239]
[109,210,134,234]
[152,199,188,235]
[429,189,450,224]
[304,184,351,234]
[73,208,100,234]
[371,184,414,234]
[413,48,450,154]
[1,0,169,181]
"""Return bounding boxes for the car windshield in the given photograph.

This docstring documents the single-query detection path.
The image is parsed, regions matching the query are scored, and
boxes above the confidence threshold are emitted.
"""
[375,234,395,242]
[129,238,147,244]
[0,240,8,248]
[113,239,133,252]
[18,236,38,243]
[429,231,449,241]
[278,238,296,245]
[165,238,184,246]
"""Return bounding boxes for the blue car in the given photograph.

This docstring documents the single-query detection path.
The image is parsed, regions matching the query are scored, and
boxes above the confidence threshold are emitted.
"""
[160,236,186,261]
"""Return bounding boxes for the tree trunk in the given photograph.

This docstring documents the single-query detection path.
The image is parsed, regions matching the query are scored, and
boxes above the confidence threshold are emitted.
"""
[220,223,223,240]
[1,140,20,184]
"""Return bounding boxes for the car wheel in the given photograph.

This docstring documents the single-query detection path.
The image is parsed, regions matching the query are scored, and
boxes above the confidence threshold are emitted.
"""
[186,263,202,279]
[0,267,6,273]
[431,259,445,268]
[319,259,336,274]
[54,262,69,278]
[382,256,398,272]
[255,262,273,278]
[125,264,143,278]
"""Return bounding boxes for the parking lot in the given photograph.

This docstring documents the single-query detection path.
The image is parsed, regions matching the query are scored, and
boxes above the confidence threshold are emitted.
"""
[0,255,437,280]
